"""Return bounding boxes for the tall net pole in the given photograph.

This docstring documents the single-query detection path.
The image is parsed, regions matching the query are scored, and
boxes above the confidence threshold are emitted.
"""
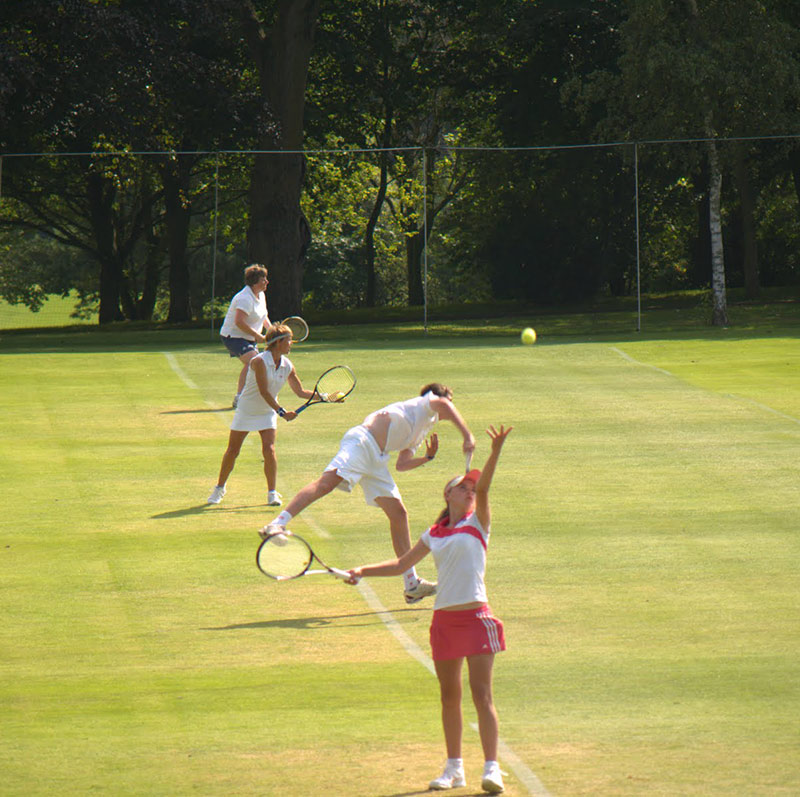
[422,147,428,335]
[211,152,220,337]
[634,142,642,333]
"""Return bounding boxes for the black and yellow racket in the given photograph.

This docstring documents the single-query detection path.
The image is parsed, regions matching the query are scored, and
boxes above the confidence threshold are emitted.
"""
[256,531,350,581]
[293,365,356,416]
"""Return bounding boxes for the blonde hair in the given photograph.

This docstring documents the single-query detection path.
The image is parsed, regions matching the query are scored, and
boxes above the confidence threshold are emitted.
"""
[265,323,292,348]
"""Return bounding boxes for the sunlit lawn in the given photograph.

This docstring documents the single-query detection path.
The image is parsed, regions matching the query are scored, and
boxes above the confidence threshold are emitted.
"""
[1,309,798,795]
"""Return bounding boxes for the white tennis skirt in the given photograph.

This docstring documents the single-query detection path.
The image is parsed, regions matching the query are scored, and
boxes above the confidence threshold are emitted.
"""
[230,407,278,432]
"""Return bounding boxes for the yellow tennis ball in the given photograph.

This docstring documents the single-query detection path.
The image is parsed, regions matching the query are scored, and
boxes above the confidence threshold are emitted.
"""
[521,327,537,345]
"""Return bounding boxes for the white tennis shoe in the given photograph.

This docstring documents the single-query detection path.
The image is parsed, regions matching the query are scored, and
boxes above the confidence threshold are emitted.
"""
[207,485,226,505]
[267,490,283,507]
[481,762,505,793]
[429,764,466,790]
[404,578,437,604]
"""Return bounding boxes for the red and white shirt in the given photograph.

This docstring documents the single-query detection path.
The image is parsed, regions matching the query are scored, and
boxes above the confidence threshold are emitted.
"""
[421,511,489,609]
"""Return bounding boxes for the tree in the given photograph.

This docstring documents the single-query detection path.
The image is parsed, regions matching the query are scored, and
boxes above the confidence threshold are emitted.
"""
[237,0,321,318]
[581,0,800,324]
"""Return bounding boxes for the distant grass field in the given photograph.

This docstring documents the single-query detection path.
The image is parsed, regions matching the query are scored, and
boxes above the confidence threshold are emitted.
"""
[0,293,96,329]
[1,312,799,795]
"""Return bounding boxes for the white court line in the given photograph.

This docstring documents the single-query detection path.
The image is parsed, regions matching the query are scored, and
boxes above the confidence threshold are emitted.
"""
[611,346,800,426]
[610,346,673,377]
[163,351,199,391]
[164,351,549,794]
[358,580,552,796]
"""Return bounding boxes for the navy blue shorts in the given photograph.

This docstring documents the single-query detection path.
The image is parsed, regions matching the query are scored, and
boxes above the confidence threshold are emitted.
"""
[222,336,258,358]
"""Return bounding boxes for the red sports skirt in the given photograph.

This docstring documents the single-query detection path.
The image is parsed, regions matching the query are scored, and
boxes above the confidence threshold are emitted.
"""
[429,604,506,661]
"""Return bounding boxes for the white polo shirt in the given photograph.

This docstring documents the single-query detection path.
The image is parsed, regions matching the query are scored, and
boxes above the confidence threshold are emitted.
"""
[220,286,269,340]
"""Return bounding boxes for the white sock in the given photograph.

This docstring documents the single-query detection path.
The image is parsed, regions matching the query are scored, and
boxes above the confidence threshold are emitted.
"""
[447,758,463,771]
[483,760,499,773]
[274,510,292,526]
[403,568,419,590]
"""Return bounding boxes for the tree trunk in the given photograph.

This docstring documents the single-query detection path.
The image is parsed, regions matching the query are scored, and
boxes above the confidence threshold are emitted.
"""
[404,147,437,307]
[406,230,425,306]
[364,133,391,307]
[706,137,728,326]
[733,147,759,299]
[240,0,321,319]
[161,158,193,322]
[86,171,125,323]
[247,152,309,316]
[138,240,164,321]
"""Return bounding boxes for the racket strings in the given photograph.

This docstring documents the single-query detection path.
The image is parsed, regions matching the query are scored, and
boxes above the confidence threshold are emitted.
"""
[317,366,355,399]
[283,317,309,342]
[257,535,312,579]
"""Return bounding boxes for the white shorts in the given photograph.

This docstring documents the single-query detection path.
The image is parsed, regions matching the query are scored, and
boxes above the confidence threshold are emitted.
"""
[230,407,278,432]
[325,426,401,507]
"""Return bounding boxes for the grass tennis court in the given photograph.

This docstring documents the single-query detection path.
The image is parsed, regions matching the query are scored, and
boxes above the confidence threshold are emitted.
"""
[1,313,799,795]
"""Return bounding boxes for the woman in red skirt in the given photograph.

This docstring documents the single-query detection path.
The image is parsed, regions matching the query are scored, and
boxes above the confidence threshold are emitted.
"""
[347,424,513,794]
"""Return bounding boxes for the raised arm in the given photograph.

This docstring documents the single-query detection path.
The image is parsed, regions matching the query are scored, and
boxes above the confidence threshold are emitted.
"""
[429,396,475,458]
[474,424,513,529]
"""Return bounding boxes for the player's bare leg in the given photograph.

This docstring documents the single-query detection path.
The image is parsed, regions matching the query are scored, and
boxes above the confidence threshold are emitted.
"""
[374,495,435,600]
[435,657,464,759]
[216,430,248,487]
[259,470,343,538]
[258,428,277,492]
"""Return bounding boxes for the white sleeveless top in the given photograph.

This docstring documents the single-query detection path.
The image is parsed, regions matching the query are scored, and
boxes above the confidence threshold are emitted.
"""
[362,392,438,453]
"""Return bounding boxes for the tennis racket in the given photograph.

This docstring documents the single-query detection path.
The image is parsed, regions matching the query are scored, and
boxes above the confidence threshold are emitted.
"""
[294,365,356,416]
[281,315,309,342]
[256,531,350,581]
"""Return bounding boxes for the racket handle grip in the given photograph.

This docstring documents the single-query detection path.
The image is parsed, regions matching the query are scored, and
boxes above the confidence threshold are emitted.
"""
[294,404,308,415]
[329,567,353,581]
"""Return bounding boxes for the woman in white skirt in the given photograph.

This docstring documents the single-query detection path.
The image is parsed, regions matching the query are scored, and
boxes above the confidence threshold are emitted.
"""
[207,324,315,507]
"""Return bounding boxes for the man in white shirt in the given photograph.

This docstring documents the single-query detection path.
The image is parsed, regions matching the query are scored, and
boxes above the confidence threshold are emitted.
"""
[260,383,475,604]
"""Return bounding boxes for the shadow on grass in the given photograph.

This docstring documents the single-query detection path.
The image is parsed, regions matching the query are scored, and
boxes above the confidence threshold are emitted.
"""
[160,407,231,414]
[205,608,422,631]
[151,503,271,519]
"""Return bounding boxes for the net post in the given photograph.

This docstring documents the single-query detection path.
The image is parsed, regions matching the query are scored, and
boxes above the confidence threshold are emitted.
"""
[211,151,220,337]
[422,145,428,335]
[634,141,642,333]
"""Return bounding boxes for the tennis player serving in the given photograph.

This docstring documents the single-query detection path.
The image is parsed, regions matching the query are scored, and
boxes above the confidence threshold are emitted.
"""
[345,424,512,793]
[260,384,475,604]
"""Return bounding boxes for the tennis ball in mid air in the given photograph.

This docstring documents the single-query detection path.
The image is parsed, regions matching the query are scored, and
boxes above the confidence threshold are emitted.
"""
[521,327,537,345]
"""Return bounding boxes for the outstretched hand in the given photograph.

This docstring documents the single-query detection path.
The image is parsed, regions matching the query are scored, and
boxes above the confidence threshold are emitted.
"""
[486,424,513,452]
